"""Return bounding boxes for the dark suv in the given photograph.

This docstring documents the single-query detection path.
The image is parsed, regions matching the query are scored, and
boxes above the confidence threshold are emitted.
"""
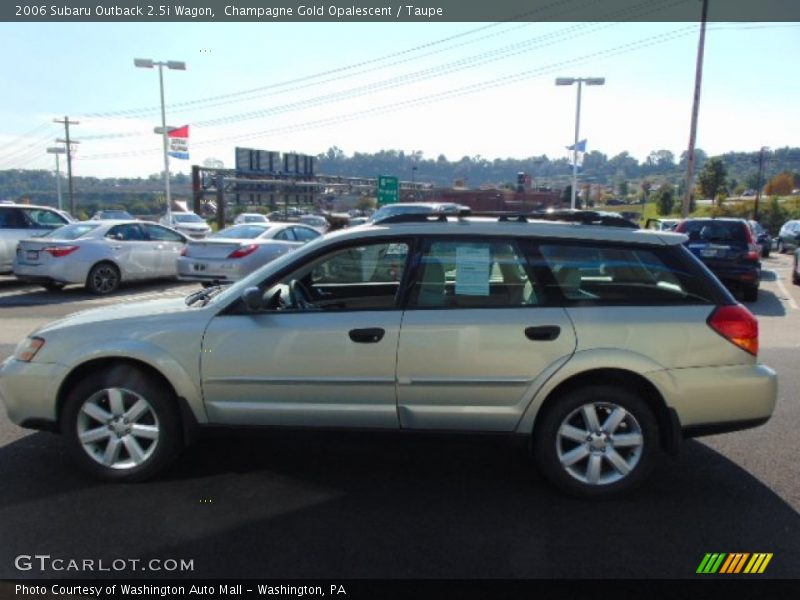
[675,218,761,301]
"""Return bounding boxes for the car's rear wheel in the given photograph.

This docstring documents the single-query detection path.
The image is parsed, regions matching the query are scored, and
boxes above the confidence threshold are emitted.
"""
[86,262,120,295]
[533,385,658,498]
[61,364,182,482]
[777,239,785,254]
[793,257,800,285]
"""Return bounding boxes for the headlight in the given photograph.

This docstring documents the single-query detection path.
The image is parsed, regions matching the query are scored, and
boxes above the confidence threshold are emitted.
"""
[15,337,45,362]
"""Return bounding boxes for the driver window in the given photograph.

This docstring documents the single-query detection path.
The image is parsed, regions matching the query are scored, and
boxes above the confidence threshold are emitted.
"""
[269,241,409,311]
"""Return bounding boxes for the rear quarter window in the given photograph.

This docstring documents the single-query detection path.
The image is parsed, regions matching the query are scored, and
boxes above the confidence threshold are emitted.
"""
[534,241,719,305]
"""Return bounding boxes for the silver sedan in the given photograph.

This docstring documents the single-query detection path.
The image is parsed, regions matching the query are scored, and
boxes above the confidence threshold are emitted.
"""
[14,220,187,294]
[176,222,321,285]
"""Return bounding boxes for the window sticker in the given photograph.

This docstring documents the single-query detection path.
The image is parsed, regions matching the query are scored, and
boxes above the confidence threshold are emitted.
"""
[455,245,490,296]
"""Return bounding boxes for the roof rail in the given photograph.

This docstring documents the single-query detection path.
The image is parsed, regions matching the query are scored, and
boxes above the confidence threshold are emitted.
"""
[530,209,640,228]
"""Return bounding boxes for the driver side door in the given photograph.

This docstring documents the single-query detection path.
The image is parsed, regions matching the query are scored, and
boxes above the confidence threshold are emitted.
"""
[200,239,411,429]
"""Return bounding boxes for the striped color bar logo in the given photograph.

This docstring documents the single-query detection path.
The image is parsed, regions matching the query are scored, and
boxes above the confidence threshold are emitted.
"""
[696,553,773,574]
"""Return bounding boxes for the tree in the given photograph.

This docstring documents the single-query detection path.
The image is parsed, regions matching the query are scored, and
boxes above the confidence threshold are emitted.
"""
[764,172,796,196]
[697,157,727,201]
[654,185,676,216]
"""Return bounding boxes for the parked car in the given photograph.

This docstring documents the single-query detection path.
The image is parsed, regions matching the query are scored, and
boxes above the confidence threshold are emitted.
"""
[13,220,187,294]
[675,218,761,301]
[776,219,800,254]
[369,202,469,223]
[159,211,211,239]
[747,220,771,258]
[0,212,776,497]
[91,210,135,221]
[176,222,321,285]
[0,203,71,274]
[645,218,680,232]
[233,213,270,225]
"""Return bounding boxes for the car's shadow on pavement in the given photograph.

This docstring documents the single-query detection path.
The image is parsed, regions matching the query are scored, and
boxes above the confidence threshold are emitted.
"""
[749,288,787,317]
[1,429,798,579]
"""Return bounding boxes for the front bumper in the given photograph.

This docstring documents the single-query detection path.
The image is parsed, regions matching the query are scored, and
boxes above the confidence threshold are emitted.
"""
[0,356,68,429]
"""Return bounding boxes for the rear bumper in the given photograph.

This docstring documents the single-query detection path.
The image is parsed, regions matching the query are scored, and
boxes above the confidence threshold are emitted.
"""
[649,363,777,433]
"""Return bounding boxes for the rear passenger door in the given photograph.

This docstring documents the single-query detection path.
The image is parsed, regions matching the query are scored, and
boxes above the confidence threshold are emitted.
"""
[104,223,157,279]
[141,223,186,276]
[395,237,577,432]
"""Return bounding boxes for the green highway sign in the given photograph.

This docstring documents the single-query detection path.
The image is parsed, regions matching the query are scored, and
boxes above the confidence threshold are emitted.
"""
[377,175,399,205]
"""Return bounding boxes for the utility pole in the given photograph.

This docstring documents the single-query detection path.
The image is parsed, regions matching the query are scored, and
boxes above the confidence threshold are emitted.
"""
[54,116,79,215]
[754,146,768,221]
[681,0,709,218]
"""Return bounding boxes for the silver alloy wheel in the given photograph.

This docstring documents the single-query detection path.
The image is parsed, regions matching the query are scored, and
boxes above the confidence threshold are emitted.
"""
[555,402,644,486]
[91,264,118,294]
[76,387,160,470]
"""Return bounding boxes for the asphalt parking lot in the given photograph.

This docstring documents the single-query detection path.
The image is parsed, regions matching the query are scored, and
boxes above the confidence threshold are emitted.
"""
[0,255,798,580]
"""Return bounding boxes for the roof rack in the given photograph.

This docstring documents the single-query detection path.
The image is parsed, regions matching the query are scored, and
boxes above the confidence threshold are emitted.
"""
[376,208,640,228]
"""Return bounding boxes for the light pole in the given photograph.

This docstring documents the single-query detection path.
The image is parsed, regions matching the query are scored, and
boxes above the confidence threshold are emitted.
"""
[555,76,605,209]
[46,146,66,211]
[134,58,186,223]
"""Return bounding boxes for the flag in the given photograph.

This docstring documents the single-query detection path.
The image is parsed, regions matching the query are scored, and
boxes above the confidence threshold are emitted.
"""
[168,125,190,160]
[566,138,587,168]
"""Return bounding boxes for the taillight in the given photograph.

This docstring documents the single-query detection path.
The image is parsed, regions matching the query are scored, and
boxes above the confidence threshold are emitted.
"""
[743,225,759,261]
[42,246,79,257]
[228,244,258,259]
[180,247,188,256]
[707,304,758,356]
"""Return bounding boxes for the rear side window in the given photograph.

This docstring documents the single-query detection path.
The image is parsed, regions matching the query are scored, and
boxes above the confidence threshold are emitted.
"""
[536,242,716,305]
[409,238,541,308]
[24,209,68,228]
[44,222,99,239]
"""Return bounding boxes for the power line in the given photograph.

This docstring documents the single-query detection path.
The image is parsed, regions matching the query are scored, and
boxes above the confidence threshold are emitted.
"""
[82,25,699,161]
[81,0,689,142]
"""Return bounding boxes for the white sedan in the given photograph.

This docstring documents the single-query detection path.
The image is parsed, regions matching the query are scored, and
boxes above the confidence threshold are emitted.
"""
[177,222,321,285]
[14,220,187,294]
[233,212,270,224]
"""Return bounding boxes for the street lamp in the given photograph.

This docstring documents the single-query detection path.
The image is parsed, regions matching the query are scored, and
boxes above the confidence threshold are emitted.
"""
[46,146,66,211]
[555,76,605,209]
[134,58,186,222]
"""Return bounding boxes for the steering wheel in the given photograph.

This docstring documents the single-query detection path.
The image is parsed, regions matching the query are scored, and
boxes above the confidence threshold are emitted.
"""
[289,279,315,310]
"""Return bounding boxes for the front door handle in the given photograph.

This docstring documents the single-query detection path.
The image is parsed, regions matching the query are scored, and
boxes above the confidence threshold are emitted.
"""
[349,328,385,343]
[524,326,561,341]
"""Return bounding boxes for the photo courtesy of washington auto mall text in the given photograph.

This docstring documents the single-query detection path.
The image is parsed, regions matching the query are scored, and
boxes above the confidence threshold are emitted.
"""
[12,583,348,598]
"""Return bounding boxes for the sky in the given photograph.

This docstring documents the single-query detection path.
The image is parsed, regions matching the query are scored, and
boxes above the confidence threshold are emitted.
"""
[0,15,799,179]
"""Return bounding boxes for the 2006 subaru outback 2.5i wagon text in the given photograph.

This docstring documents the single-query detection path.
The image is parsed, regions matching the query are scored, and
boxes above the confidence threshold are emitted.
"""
[0,212,777,497]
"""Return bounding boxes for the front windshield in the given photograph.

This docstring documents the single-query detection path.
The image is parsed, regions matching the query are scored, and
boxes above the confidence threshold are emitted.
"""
[174,213,204,223]
[43,222,100,239]
[212,224,274,239]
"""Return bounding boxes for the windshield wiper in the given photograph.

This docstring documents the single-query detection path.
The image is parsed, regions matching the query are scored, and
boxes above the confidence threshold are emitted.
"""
[185,285,223,307]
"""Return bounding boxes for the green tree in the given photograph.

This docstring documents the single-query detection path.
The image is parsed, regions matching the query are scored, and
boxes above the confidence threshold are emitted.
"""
[697,157,727,201]
[655,185,676,215]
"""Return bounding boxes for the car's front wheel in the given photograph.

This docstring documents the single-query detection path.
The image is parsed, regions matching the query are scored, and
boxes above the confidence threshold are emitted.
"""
[61,364,182,481]
[533,385,659,498]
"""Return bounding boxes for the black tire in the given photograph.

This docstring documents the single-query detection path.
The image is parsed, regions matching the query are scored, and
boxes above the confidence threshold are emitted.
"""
[793,260,800,286]
[533,384,659,499]
[761,246,770,259]
[41,282,65,292]
[60,364,183,482]
[742,284,759,302]
[777,239,785,254]
[86,262,120,295]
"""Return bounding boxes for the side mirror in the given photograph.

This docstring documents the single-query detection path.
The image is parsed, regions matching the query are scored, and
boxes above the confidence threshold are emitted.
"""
[242,286,263,312]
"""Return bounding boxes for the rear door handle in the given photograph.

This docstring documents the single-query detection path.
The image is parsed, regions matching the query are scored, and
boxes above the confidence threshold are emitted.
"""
[348,328,385,343]
[524,326,561,341]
